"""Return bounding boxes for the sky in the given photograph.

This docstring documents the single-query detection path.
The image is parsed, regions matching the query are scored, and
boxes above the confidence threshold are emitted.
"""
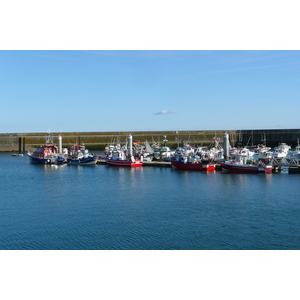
[1,50,300,134]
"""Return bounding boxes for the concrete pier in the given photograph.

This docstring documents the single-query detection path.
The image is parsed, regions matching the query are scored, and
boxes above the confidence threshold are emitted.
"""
[289,166,300,173]
[97,159,225,170]
[97,158,172,167]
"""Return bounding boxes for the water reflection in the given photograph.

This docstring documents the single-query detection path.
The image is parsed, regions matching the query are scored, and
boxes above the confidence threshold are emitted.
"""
[103,166,145,199]
[38,163,69,175]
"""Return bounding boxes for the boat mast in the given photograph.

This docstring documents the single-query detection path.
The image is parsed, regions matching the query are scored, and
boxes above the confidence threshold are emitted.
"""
[128,134,133,157]
[223,132,230,161]
[261,132,266,146]
[46,132,53,145]
[163,136,168,147]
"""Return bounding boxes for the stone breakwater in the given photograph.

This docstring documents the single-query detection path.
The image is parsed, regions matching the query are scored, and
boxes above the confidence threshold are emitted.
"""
[0,129,300,152]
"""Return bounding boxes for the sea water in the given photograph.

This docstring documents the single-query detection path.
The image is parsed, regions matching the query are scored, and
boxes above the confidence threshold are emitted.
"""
[1,153,300,250]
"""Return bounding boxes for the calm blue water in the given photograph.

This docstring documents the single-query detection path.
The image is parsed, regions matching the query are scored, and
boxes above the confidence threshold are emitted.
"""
[1,153,300,250]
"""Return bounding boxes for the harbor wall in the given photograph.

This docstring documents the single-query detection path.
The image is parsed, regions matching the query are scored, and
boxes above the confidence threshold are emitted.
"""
[0,129,300,152]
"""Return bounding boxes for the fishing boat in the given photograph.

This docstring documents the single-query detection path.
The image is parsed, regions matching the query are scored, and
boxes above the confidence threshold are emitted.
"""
[141,140,154,161]
[105,134,143,167]
[221,161,273,173]
[104,143,121,156]
[171,150,215,171]
[198,136,224,163]
[68,155,98,165]
[221,154,272,173]
[68,143,97,165]
[210,137,224,162]
[174,144,195,157]
[287,139,300,159]
[27,133,68,164]
[273,143,291,158]
[171,157,215,171]
[156,146,174,161]
[106,150,143,167]
[153,136,175,161]
[254,144,271,154]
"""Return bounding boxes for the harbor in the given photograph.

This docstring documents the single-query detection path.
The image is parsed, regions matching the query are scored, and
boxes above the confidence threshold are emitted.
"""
[9,130,300,174]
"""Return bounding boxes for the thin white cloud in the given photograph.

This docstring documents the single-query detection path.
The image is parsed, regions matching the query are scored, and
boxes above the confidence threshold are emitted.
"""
[154,110,175,115]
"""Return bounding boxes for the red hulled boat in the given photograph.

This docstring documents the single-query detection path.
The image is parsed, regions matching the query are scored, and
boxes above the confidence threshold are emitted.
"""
[221,154,272,173]
[105,134,143,167]
[106,150,143,167]
[171,154,215,171]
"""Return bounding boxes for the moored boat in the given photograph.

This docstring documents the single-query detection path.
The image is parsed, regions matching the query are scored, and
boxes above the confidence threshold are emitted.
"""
[273,143,291,158]
[171,150,215,171]
[171,157,215,171]
[67,143,97,165]
[68,155,98,165]
[106,134,143,167]
[153,136,174,161]
[221,154,272,173]
[287,139,300,159]
[27,133,68,164]
[221,161,262,173]
[199,136,224,163]
[142,140,154,161]
[106,151,143,167]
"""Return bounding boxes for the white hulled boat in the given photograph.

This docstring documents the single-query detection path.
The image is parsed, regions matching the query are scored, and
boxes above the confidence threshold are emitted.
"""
[287,139,300,159]
[273,143,291,158]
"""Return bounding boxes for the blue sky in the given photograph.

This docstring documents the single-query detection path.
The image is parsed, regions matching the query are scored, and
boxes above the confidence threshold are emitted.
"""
[1,50,299,133]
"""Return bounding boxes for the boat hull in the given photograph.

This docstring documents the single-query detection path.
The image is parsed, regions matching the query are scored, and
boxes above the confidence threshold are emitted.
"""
[171,159,215,171]
[221,162,263,173]
[28,154,67,164]
[28,154,55,164]
[68,156,97,165]
[106,158,142,167]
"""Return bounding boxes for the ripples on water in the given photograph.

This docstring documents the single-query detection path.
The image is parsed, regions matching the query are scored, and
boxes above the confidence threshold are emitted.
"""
[1,153,300,249]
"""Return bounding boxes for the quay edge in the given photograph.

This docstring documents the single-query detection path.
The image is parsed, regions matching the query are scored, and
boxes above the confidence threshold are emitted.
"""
[1,129,300,152]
